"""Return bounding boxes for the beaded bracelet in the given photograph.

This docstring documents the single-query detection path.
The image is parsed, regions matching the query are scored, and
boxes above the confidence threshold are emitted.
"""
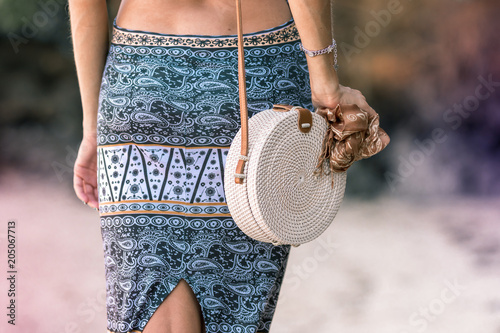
[299,39,339,71]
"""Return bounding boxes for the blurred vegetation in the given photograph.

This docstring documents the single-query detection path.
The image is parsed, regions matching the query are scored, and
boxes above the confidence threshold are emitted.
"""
[0,0,498,197]
[334,0,500,196]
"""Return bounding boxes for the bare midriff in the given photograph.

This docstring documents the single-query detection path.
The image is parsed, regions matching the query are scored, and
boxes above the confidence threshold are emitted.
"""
[116,0,292,35]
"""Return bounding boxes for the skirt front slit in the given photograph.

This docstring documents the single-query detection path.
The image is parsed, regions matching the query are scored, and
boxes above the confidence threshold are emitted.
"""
[96,16,313,333]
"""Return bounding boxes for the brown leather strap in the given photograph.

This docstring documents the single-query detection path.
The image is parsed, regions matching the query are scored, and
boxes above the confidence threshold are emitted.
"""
[273,104,294,112]
[297,107,312,133]
[234,0,248,184]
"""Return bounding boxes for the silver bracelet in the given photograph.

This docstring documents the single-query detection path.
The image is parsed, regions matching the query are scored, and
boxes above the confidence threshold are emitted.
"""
[299,39,339,71]
[299,39,336,57]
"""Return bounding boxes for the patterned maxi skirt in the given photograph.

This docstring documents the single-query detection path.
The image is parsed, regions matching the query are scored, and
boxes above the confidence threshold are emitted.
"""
[96,15,313,333]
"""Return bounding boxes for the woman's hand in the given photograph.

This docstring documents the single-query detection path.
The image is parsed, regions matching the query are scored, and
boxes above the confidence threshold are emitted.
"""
[311,81,375,114]
[73,134,99,210]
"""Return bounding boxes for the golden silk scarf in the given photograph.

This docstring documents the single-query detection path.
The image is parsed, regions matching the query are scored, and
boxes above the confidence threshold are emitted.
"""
[314,104,391,187]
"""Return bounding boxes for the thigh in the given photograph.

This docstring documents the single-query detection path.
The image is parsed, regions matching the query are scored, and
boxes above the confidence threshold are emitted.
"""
[142,279,205,333]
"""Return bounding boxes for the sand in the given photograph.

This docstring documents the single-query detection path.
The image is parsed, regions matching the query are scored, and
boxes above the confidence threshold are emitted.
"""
[0,170,499,333]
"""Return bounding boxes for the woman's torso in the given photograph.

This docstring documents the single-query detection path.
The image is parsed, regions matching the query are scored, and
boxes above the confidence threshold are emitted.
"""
[116,0,292,35]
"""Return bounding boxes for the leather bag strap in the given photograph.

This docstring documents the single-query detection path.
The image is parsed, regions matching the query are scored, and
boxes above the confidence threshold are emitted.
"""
[234,0,248,184]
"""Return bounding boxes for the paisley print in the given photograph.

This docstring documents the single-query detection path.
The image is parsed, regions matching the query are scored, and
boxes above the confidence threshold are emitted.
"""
[97,15,313,333]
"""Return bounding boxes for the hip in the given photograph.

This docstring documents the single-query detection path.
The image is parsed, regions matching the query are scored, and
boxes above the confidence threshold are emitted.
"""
[96,16,313,148]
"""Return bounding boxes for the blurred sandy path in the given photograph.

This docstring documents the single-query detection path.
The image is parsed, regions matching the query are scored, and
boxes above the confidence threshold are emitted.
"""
[273,196,500,333]
[0,170,499,333]
[0,170,106,333]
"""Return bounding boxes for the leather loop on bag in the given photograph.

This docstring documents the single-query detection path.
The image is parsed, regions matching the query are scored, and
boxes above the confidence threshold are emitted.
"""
[273,104,313,133]
[297,107,312,133]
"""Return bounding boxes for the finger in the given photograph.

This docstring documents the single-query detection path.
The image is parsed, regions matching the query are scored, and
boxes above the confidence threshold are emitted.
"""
[84,180,94,198]
[82,180,92,205]
[358,97,374,110]
[88,186,100,210]
[88,197,99,210]
[80,173,99,210]
[360,102,378,117]
[356,99,371,111]
[73,175,89,204]
[81,180,99,210]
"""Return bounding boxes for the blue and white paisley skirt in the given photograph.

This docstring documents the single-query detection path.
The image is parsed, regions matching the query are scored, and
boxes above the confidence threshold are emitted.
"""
[96,15,313,333]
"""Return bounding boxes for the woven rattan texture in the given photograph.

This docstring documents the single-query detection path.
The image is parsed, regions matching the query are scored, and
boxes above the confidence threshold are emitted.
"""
[224,108,347,246]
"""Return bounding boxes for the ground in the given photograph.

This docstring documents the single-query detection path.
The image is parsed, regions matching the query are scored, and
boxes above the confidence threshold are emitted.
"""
[0,170,499,333]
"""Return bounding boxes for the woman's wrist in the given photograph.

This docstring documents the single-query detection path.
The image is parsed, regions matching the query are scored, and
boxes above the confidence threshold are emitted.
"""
[308,54,339,90]
[83,127,98,142]
[306,52,337,78]
[81,104,98,141]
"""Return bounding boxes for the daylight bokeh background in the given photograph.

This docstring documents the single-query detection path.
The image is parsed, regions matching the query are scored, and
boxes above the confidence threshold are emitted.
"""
[0,0,499,332]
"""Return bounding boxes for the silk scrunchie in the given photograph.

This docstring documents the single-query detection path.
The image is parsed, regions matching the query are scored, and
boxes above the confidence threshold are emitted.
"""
[313,104,390,188]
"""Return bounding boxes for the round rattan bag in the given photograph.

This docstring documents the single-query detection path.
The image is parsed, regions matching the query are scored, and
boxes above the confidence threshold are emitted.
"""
[223,105,347,247]
[224,0,390,247]
[223,0,347,247]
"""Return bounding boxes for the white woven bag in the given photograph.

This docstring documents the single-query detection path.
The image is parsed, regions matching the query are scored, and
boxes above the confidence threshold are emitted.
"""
[223,0,347,247]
